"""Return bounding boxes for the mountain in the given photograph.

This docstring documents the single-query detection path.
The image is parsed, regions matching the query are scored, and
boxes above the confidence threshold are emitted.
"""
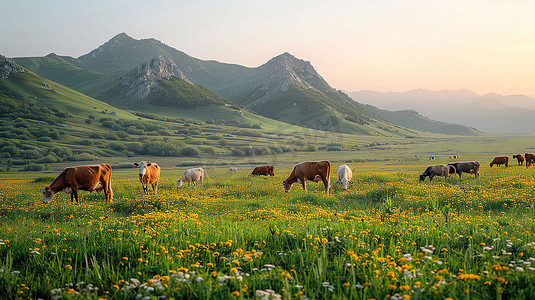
[13,33,478,135]
[350,89,535,132]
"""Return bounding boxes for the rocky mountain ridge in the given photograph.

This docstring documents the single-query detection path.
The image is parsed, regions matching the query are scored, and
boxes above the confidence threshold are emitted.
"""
[119,55,191,100]
[0,55,25,79]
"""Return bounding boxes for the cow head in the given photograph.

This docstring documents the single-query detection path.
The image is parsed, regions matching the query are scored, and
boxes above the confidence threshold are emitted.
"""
[134,161,151,181]
[176,179,183,189]
[283,181,291,193]
[419,174,426,182]
[42,187,55,204]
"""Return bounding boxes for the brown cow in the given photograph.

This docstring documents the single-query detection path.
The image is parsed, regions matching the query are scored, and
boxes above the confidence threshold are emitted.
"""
[283,161,331,193]
[42,164,113,204]
[513,154,525,166]
[526,153,535,168]
[251,165,275,176]
[134,161,160,194]
[490,156,509,168]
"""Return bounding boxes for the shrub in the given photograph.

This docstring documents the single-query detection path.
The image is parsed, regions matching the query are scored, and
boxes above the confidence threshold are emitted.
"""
[181,146,201,157]
[37,136,53,142]
[50,147,72,158]
[103,132,119,140]
[109,142,127,151]
[22,163,46,171]
[68,153,98,161]
[254,147,270,156]
[32,176,56,183]
[1,145,19,157]
[231,148,245,156]
[89,132,104,139]
[36,155,59,164]
[306,144,318,152]
[20,149,42,159]
[79,139,93,146]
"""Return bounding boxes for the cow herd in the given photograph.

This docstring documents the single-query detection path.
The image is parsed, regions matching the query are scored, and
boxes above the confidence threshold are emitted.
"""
[419,153,535,183]
[41,153,535,204]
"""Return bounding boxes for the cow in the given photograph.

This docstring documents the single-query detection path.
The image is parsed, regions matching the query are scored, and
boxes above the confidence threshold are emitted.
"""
[229,167,237,172]
[42,164,113,204]
[337,164,353,191]
[420,165,455,182]
[176,167,204,189]
[283,161,331,193]
[490,156,509,168]
[251,165,275,176]
[429,156,435,160]
[134,161,160,194]
[526,153,535,168]
[447,161,480,179]
[513,154,525,166]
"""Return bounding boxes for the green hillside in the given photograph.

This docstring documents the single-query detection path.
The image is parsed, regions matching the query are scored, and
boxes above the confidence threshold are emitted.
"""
[1,58,432,173]
[363,105,481,136]
[12,33,478,136]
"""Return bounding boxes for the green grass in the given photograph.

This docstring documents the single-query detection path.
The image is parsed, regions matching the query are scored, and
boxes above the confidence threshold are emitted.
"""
[1,162,535,299]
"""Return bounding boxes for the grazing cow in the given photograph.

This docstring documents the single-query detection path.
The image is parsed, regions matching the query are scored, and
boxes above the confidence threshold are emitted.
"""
[420,165,455,182]
[283,161,331,193]
[526,153,535,168]
[229,167,237,172]
[513,154,525,166]
[42,164,113,204]
[447,161,480,179]
[134,161,160,194]
[430,156,435,160]
[251,165,275,176]
[337,164,353,192]
[176,167,204,189]
[490,156,509,168]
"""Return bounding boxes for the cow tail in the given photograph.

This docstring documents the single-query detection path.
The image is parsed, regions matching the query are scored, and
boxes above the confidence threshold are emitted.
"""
[326,161,331,194]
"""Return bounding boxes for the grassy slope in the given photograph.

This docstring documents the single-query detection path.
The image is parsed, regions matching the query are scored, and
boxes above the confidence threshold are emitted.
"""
[0,69,135,120]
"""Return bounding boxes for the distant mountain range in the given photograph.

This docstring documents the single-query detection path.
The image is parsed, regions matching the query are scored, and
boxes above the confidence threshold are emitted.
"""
[10,33,479,135]
[350,89,535,132]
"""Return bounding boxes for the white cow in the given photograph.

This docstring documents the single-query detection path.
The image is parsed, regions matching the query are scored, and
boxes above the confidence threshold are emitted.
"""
[229,167,237,172]
[176,167,204,189]
[337,165,353,192]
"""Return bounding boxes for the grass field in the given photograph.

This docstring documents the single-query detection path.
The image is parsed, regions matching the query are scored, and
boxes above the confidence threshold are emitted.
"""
[1,160,535,299]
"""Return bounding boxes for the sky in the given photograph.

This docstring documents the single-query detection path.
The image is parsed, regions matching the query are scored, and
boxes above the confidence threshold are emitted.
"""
[2,0,535,96]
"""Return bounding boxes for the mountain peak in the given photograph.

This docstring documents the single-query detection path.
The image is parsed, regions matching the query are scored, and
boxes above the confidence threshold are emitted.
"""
[109,32,133,42]
[263,52,319,79]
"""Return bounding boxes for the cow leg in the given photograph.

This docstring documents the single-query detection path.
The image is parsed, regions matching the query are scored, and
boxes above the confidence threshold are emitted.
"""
[105,179,113,203]
[322,177,330,194]
[72,189,79,204]
[429,175,434,182]
[200,176,203,189]
[152,180,159,193]
[143,184,148,194]
[300,177,307,191]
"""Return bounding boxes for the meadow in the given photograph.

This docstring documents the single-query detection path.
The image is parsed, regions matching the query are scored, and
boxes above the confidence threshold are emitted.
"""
[1,162,535,299]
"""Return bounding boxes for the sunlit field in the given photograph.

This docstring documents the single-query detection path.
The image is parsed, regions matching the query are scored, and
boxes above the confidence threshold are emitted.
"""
[1,164,535,299]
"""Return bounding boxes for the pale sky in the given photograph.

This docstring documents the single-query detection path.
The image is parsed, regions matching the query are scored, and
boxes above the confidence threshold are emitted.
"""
[2,0,535,96]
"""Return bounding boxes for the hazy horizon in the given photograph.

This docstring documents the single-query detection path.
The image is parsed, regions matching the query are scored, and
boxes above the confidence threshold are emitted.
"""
[2,0,535,96]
